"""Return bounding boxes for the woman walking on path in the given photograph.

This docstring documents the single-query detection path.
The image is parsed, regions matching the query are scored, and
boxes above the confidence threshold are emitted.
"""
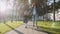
[23,11,29,28]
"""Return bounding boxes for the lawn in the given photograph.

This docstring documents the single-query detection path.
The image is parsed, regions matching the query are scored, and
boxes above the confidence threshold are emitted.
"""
[37,21,60,34]
[0,21,23,34]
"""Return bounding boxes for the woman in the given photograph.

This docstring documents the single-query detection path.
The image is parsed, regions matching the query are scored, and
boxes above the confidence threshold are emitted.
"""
[23,11,29,28]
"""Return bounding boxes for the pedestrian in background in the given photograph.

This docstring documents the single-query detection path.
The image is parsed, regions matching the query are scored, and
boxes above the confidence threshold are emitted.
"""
[23,11,29,28]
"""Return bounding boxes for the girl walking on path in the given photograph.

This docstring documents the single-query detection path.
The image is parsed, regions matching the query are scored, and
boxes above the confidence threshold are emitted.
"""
[23,11,29,28]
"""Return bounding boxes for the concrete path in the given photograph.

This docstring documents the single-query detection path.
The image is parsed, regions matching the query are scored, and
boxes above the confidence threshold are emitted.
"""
[5,21,48,34]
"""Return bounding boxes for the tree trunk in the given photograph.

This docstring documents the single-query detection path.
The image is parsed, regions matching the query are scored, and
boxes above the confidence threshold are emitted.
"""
[53,0,55,22]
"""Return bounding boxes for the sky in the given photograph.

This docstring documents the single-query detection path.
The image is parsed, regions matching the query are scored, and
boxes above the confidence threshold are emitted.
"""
[48,0,60,5]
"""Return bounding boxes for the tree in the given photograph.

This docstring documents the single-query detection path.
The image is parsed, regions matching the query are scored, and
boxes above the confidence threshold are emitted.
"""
[48,0,60,21]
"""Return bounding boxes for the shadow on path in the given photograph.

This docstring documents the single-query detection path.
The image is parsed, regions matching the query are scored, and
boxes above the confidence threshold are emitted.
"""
[5,24,23,34]
[35,27,54,34]
[25,25,48,34]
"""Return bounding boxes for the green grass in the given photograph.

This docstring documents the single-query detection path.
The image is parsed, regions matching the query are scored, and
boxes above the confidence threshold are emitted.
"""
[0,21,23,34]
[37,21,60,34]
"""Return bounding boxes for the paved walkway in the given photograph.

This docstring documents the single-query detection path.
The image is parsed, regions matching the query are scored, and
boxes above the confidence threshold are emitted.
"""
[5,21,48,34]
